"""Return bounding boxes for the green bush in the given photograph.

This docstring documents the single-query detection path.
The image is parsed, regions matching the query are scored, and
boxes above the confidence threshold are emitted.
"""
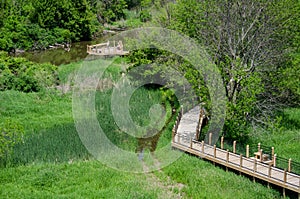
[140,10,152,22]
[0,52,58,92]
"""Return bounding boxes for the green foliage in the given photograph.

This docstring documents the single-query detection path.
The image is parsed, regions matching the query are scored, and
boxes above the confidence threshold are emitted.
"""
[0,52,58,92]
[30,0,95,41]
[0,119,24,160]
[0,0,100,51]
[0,59,297,198]
[146,0,300,141]
[140,10,152,22]
[94,0,127,24]
[224,70,264,141]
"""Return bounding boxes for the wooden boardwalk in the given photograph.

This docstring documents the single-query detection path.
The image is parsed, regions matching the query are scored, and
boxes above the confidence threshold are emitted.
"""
[172,106,300,197]
[87,41,129,56]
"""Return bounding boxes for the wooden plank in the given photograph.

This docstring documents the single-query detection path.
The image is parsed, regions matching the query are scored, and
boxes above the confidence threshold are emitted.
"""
[171,142,300,193]
[172,105,300,194]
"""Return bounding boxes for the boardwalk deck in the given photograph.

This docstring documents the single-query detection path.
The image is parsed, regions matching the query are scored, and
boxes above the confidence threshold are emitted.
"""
[87,41,129,56]
[172,106,300,197]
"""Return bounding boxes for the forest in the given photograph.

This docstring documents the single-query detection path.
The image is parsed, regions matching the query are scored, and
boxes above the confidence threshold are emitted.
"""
[0,0,300,198]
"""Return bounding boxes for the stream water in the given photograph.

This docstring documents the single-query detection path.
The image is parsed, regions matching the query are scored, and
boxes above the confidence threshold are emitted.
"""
[14,35,111,66]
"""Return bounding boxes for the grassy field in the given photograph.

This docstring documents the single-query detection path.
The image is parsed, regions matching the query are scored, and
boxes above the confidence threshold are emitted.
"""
[0,58,298,198]
[251,108,300,161]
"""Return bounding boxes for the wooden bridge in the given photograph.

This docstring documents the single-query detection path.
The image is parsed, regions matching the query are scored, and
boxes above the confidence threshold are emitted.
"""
[171,106,300,198]
[87,40,129,56]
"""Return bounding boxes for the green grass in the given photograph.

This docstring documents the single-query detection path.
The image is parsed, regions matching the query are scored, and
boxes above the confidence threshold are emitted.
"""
[250,108,300,162]
[0,90,73,133]
[1,57,174,166]
[0,155,283,198]
[0,161,163,198]
[1,57,298,198]
[160,155,282,199]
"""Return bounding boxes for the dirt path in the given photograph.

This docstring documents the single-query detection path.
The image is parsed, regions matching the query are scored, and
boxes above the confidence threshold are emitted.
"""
[142,160,185,199]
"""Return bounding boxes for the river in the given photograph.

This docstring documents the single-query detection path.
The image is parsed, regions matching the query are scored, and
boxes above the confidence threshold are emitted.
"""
[14,36,111,66]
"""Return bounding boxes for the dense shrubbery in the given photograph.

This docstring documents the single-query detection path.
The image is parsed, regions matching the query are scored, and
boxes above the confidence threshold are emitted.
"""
[0,51,58,92]
[0,0,152,51]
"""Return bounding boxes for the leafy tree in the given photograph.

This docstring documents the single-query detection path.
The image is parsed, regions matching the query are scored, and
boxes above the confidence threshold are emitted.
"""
[30,0,95,40]
[92,0,127,24]
[145,0,300,141]
[0,0,99,51]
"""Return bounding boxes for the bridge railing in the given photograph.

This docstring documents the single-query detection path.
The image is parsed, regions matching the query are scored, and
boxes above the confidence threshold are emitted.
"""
[172,133,300,191]
[214,136,300,176]
[87,40,128,55]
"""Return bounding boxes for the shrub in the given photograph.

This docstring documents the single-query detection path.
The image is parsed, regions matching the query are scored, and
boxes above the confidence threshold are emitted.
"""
[0,52,58,92]
[0,119,24,161]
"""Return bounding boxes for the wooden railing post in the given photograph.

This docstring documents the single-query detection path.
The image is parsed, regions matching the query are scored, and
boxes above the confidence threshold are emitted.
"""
[214,145,216,158]
[233,141,236,154]
[271,147,274,161]
[298,179,300,199]
[274,154,277,167]
[201,141,204,153]
[253,158,257,182]
[268,164,271,177]
[226,149,229,172]
[283,169,287,198]
[246,145,249,158]
[284,169,287,183]
[288,158,292,172]
[190,137,193,149]
[260,149,263,162]
[113,40,116,53]
[226,149,229,163]
[209,133,212,145]
[268,164,272,188]
[221,136,224,150]
[240,154,243,168]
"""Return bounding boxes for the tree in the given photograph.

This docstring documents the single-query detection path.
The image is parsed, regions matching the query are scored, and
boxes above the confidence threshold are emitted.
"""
[93,0,127,24]
[150,0,300,140]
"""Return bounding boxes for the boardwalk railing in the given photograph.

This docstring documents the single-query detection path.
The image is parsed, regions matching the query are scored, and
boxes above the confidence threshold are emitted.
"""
[172,133,300,196]
[217,139,300,176]
[172,107,183,142]
[87,40,129,56]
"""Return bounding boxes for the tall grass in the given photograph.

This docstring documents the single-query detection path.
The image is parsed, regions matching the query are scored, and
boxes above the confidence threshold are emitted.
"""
[1,58,297,198]
[250,108,300,162]
[0,90,73,133]
[158,154,282,199]
[1,58,174,166]
[0,161,163,198]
